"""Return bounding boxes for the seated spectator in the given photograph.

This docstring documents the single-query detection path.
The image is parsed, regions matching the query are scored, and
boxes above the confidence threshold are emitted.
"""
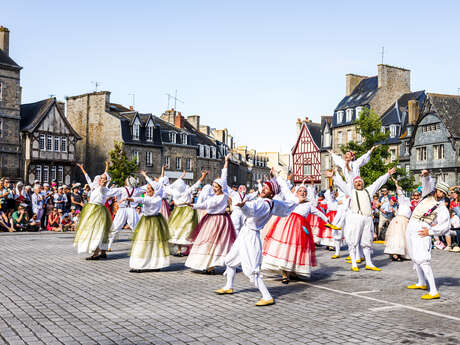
[60,213,72,232]
[47,208,61,232]
[11,204,29,232]
[0,209,13,232]
[28,213,40,232]
[70,208,80,231]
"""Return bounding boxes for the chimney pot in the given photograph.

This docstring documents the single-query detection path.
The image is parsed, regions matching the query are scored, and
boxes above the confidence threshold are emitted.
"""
[0,26,10,56]
[129,106,133,110]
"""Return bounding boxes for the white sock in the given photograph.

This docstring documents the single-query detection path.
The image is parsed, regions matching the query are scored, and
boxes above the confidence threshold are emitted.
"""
[420,262,438,295]
[223,266,236,290]
[334,240,340,256]
[350,246,358,268]
[359,246,364,259]
[363,247,374,267]
[414,263,427,286]
[254,275,272,300]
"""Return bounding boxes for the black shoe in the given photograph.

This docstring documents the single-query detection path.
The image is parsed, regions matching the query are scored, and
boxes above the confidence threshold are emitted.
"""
[129,269,143,273]
[86,256,100,261]
[281,278,290,285]
[98,253,107,259]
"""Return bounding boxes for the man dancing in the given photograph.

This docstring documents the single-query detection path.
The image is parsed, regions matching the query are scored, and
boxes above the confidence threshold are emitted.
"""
[329,167,396,271]
[406,170,450,300]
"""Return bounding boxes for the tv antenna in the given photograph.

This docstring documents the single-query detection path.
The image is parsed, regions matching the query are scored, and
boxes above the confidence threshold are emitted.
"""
[128,93,136,109]
[165,90,184,109]
[91,81,101,92]
[381,46,385,64]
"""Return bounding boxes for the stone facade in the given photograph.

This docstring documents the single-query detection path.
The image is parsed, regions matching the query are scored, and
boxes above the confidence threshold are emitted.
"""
[0,26,22,178]
[320,116,333,189]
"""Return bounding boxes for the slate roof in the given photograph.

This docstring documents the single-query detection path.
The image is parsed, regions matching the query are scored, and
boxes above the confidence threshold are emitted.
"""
[20,98,81,138]
[335,76,378,111]
[307,122,322,148]
[426,93,460,139]
[0,49,21,70]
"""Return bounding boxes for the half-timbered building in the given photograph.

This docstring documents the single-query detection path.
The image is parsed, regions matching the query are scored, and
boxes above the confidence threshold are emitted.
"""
[20,98,81,184]
[292,118,322,184]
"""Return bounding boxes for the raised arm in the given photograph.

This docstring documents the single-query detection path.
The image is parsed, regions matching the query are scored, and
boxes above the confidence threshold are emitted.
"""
[354,146,376,168]
[277,176,296,203]
[188,170,208,194]
[330,170,351,197]
[329,150,345,170]
[420,170,434,198]
[367,167,395,196]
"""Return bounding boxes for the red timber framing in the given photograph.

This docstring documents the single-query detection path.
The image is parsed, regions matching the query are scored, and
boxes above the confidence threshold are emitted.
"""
[291,123,321,184]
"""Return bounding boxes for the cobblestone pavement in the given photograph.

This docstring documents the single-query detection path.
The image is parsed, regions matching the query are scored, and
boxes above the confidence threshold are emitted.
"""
[1,232,459,345]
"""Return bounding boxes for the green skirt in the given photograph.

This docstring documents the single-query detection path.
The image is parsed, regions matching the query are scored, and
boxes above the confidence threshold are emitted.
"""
[74,203,112,254]
[130,214,170,269]
[168,205,198,245]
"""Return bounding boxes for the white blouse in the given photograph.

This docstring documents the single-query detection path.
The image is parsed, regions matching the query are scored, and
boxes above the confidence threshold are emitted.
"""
[193,168,228,214]
[84,173,118,206]
[165,178,201,206]
[395,189,412,219]
[133,195,162,216]
[241,197,297,231]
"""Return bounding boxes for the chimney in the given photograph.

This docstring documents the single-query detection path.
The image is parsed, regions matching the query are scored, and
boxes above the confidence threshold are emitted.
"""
[408,100,419,125]
[296,118,302,134]
[187,115,200,130]
[174,112,185,129]
[378,64,410,92]
[129,106,134,111]
[199,125,210,136]
[0,26,10,56]
[346,74,367,96]
[57,101,65,116]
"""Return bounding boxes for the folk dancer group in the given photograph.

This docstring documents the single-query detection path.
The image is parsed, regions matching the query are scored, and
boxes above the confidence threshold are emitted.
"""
[73,146,451,305]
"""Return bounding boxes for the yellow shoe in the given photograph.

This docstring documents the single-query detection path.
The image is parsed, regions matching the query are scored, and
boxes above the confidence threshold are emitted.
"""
[325,223,341,230]
[360,257,365,261]
[365,265,381,271]
[107,248,112,252]
[331,254,340,259]
[215,288,233,295]
[255,298,275,306]
[421,293,440,300]
[407,284,428,290]
[356,258,362,264]
[345,256,351,260]
[346,260,352,264]
[351,267,359,272]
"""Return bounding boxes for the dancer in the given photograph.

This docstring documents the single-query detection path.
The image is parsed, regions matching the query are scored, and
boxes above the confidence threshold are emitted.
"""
[330,167,396,271]
[406,170,450,300]
[166,170,206,256]
[262,179,333,283]
[185,154,236,273]
[229,184,260,234]
[216,169,297,306]
[74,162,117,260]
[107,174,146,251]
[122,171,170,273]
[160,175,171,220]
[384,178,411,261]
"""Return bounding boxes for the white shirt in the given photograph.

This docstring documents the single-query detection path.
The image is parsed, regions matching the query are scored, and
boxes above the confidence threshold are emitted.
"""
[132,194,162,216]
[324,189,338,212]
[111,186,146,208]
[165,178,201,205]
[31,193,44,213]
[241,197,297,231]
[331,149,372,187]
[395,189,412,219]
[85,173,117,206]
[193,168,229,214]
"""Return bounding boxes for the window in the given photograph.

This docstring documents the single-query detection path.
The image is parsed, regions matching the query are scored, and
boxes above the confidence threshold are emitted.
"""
[176,157,181,170]
[347,130,353,143]
[211,147,216,159]
[0,119,2,137]
[403,141,409,155]
[146,152,153,166]
[356,106,363,118]
[186,158,191,171]
[0,82,3,101]
[61,137,67,152]
[39,134,45,150]
[356,130,362,143]
[169,132,176,143]
[323,127,331,147]
[54,137,59,151]
[43,166,49,183]
[337,111,344,124]
[346,109,353,122]
[416,147,427,161]
[337,131,343,145]
[51,166,57,181]
[132,118,140,140]
[36,165,42,182]
[47,135,52,151]
[132,151,139,164]
[205,146,210,158]
[390,125,397,138]
[165,156,170,168]
[199,145,204,157]
[303,165,311,175]
[381,127,386,133]
[146,123,153,142]
[434,144,445,160]
[405,165,410,173]
[57,166,64,183]
[181,133,187,145]
[390,149,396,162]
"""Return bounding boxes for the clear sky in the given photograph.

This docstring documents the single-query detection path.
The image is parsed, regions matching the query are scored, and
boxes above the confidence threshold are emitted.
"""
[3,1,460,153]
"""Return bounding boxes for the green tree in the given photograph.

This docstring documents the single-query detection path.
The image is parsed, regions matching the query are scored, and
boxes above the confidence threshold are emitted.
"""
[340,107,415,191]
[108,141,138,187]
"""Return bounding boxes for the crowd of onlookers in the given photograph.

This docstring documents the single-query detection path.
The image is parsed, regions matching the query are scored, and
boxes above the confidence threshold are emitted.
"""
[0,177,89,233]
[371,186,460,253]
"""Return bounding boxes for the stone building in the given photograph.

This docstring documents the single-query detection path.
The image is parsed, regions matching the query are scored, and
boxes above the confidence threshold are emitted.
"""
[234,146,269,188]
[409,93,460,186]
[319,115,333,189]
[0,26,22,178]
[380,91,425,169]
[20,98,81,184]
[66,92,163,180]
[258,151,290,180]
[332,64,411,153]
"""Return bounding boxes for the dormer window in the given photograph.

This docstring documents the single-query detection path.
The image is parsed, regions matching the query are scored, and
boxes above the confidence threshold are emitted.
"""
[390,124,398,138]
[346,109,353,122]
[132,118,140,140]
[0,82,3,101]
[356,106,363,118]
[211,147,216,159]
[169,132,176,143]
[181,133,187,145]
[146,121,153,142]
[205,145,210,158]
[199,144,204,157]
[337,111,344,124]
